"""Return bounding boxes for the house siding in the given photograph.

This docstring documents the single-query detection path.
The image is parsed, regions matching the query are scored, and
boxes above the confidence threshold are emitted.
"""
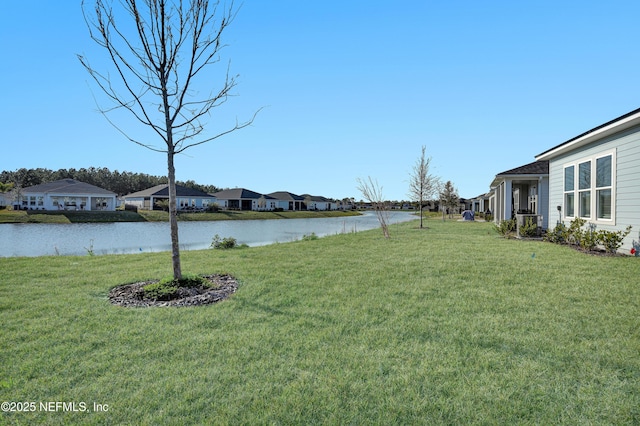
[547,124,640,251]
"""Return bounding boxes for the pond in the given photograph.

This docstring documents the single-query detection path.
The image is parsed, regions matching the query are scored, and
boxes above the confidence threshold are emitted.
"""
[0,211,416,257]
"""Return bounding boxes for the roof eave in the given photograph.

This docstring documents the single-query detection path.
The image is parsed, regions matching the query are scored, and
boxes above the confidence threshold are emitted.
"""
[536,110,640,161]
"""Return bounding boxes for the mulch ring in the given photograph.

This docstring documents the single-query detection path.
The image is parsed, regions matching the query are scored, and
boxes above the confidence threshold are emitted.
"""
[109,274,238,308]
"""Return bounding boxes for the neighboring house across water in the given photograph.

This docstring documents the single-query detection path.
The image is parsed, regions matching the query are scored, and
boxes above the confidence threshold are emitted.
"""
[489,160,550,230]
[301,194,337,211]
[123,184,216,211]
[535,107,640,252]
[267,191,306,211]
[19,179,117,211]
[211,188,276,211]
[0,192,11,208]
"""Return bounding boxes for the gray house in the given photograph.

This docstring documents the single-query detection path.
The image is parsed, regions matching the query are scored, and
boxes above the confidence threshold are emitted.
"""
[123,184,216,211]
[267,191,306,211]
[301,194,336,211]
[489,160,550,230]
[535,107,640,252]
[20,179,117,211]
[211,188,275,211]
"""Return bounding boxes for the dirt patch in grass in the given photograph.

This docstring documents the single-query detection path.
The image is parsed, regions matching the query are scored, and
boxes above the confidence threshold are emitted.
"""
[109,274,238,307]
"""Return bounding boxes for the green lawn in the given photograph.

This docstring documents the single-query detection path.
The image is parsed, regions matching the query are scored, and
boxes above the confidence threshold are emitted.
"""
[1,218,638,424]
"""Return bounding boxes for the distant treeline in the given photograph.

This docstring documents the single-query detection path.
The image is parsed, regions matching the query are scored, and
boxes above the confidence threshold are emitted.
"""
[0,167,220,196]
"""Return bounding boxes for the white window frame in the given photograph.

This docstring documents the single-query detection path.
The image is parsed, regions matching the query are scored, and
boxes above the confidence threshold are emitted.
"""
[562,149,616,225]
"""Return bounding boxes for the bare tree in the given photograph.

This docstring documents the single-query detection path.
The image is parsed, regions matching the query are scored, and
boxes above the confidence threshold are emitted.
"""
[408,145,440,229]
[357,176,390,238]
[439,180,459,220]
[79,0,258,279]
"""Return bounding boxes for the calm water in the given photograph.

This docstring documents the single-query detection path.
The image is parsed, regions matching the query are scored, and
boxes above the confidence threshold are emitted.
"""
[0,212,416,257]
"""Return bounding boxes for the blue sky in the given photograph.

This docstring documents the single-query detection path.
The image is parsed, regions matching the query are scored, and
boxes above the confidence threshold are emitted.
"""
[2,1,640,201]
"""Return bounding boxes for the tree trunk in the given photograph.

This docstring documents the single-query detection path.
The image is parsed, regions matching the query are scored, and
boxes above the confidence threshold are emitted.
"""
[419,203,423,228]
[167,150,182,280]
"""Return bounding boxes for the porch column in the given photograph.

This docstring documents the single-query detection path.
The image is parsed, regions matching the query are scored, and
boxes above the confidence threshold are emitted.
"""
[504,179,512,220]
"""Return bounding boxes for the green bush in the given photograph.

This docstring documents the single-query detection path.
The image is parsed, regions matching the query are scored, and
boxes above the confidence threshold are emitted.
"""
[579,223,599,252]
[598,226,632,254]
[546,219,632,254]
[143,274,210,300]
[519,217,538,238]
[544,222,567,244]
[211,234,237,249]
[494,218,516,238]
[143,281,178,300]
[302,232,319,241]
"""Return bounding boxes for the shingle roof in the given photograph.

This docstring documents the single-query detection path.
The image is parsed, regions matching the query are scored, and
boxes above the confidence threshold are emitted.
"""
[22,179,115,195]
[496,160,549,176]
[212,188,272,200]
[300,194,331,202]
[267,191,304,201]
[124,184,215,198]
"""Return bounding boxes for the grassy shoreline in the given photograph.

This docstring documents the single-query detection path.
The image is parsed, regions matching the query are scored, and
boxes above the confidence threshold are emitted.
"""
[0,209,361,224]
[1,218,638,424]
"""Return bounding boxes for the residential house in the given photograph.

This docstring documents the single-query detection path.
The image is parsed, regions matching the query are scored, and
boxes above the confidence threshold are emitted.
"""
[267,191,306,211]
[211,188,275,211]
[301,194,336,211]
[0,192,10,209]
[535,107,640,252]
[123,184,216,211]
[470,193,491,214]
[489,160,549,230]
[20,179,117,211]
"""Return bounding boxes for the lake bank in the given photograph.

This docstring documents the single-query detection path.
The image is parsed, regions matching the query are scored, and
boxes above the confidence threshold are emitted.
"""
[0,208,362,224]
[0,211,416,257]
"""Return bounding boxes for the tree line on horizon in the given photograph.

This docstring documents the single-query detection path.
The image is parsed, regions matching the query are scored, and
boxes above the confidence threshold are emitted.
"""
[0,167,220,197]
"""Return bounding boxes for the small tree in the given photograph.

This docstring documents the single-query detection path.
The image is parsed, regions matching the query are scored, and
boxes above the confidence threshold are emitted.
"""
[408,146,440,228]
[79,0,258,279]
[439,180,459,220]
[357,176,390,238]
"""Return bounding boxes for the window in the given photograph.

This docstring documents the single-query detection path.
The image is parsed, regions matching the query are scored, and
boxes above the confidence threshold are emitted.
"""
[596,155,612,219]
[564,165,574,217]
[578,161,591,218]
[563,150,615,223]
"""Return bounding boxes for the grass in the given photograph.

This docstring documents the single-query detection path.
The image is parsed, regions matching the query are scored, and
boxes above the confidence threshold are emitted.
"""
[1,218,639,424]
[0,209,360,223]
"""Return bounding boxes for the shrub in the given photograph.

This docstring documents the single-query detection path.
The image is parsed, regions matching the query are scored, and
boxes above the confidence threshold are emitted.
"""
[495,218,516,238]
[210,234,246,249]
[579,223,599,252]
[143,281,178,300]
[545,222,567,244]
[143,274,210,300]
[519,217,538,238]
[566,217,586,246]
[302,232,319,241]
[598,226,632,254]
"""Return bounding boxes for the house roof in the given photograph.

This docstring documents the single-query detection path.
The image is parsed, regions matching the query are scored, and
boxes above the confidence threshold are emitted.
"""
[22,179,115,196]
[536,107,640,160]
[124,184,215,199]
[267,191,304,201]
[496,160,549,177]
[212,188,272,200]
[301,194,331,202]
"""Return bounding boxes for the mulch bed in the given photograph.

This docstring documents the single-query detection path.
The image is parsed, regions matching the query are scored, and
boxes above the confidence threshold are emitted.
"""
[109,274,238,308]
